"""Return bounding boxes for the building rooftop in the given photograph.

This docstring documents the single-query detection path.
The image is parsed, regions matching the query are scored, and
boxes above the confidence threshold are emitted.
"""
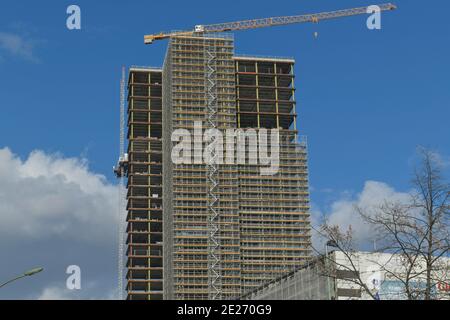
[234,54,295,63]
[129,66,162,73]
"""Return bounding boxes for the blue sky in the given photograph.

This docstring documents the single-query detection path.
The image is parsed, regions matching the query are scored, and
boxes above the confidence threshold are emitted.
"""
[1,0,448,195]
[0,0,449,299]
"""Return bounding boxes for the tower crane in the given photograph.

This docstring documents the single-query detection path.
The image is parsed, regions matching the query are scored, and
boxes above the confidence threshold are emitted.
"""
[144,3,396,44]
[132,3,397,300]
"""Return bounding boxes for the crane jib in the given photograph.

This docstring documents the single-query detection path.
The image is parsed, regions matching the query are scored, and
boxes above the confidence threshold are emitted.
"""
[202,3,396,33]
[144,3,396,44]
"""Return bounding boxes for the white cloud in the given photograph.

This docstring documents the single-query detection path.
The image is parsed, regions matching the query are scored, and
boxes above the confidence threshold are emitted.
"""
[0,147,119,243]
[0,147,120,299]
[36,283,118,300]
[0,31,39,62]
[427,149,450,168]
[312,181,411,250]
[37,286,74,300]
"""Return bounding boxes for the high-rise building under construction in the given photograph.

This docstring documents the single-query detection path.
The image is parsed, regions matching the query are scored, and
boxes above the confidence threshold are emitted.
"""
[125,34,311,300]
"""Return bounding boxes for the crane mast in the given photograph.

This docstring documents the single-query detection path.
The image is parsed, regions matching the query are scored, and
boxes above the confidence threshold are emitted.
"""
[114,66,128,299]
[144,3,396,44]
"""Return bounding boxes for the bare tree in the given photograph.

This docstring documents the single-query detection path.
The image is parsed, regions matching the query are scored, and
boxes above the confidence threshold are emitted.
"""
[411,148,449,299]
[316,147,450,300]
[314,223,379,300]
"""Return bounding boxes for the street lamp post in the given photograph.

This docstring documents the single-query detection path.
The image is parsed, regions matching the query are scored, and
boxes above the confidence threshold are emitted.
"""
[0,267,44,289]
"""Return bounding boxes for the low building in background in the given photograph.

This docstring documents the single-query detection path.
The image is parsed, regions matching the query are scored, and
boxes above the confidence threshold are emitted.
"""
[241,251,450,300]
[333,251,450,300]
